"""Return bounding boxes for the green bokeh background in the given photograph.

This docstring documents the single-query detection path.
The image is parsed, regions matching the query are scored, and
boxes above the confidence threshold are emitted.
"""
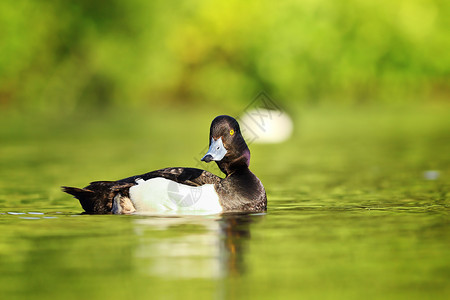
[1,2,450,299]
[1,0,448,113]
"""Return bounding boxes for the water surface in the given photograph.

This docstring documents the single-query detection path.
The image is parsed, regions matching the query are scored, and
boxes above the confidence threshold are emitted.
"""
[0,107,449,299]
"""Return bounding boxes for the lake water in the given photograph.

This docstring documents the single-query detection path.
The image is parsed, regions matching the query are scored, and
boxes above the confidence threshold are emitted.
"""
[0,106,449,299]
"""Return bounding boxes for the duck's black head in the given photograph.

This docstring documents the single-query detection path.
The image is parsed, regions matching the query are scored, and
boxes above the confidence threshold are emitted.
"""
[201,115,250,175]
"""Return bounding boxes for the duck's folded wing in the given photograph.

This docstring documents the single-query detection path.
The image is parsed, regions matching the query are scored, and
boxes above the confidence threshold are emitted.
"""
[118,167,221,187]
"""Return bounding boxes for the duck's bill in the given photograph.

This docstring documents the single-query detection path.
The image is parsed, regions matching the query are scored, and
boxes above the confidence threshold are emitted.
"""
[201,137,227,162]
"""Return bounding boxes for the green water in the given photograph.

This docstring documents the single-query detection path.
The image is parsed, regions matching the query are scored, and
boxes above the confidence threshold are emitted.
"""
[1,106,449,299]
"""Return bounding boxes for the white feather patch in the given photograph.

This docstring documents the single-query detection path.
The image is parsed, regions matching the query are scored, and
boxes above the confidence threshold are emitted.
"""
[129,178,223,215]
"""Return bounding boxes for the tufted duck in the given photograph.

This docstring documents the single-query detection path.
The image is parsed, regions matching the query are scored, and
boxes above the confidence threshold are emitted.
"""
[62,115,267,214]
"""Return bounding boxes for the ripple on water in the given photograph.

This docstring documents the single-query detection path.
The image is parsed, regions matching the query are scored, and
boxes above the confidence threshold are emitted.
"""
[3,211,59,219]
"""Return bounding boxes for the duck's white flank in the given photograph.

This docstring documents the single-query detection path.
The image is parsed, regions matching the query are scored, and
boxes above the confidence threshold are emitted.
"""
[129,178,222,215]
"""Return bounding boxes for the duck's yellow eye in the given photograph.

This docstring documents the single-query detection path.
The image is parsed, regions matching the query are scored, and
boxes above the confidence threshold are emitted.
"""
[230,129,235,136]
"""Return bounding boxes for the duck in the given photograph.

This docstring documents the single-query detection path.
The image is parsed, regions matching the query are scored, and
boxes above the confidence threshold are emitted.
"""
[62,115,267,214]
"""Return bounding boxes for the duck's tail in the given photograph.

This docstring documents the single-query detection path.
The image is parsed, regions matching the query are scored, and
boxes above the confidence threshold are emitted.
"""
[62,181,135,214]
[61,186,98,213]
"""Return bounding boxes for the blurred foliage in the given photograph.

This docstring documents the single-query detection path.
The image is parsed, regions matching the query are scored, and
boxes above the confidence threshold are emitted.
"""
[0,0,448,112]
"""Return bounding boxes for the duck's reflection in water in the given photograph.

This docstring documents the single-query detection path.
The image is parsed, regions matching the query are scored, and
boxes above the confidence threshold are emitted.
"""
[133,213,263,278]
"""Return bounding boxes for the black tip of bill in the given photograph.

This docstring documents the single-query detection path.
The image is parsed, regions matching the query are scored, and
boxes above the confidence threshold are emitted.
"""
[201,154,213,163]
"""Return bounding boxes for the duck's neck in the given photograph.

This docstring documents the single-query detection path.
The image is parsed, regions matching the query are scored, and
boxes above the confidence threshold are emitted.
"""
[217,149,251,176]
[225,165,252,178]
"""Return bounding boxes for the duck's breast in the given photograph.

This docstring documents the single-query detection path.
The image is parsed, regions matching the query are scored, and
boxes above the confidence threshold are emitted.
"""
[129,178,222,215]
